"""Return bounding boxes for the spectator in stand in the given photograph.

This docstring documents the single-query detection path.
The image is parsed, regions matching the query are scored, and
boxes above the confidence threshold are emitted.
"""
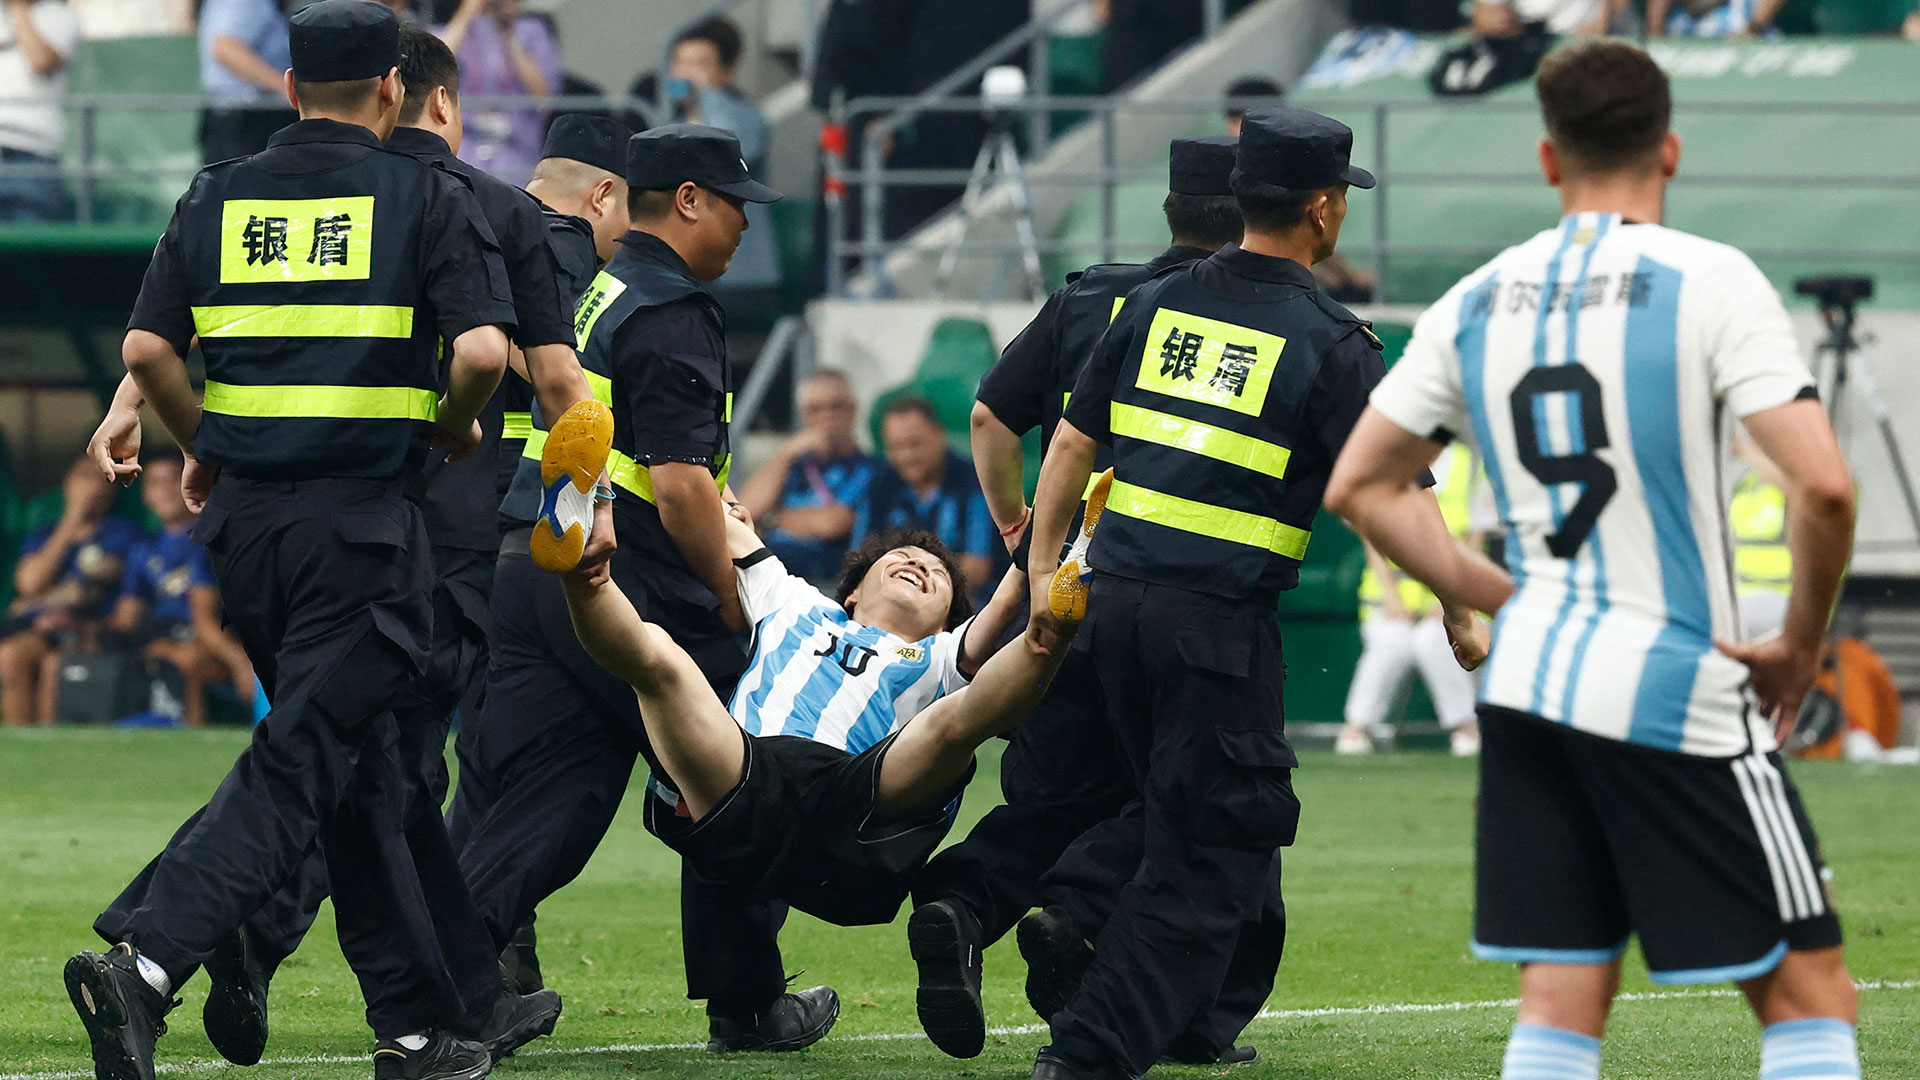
[1100,0,1204,91]
[0,454,143,726]
[438,0,559,187]
[70,0,190,38]
[1646,0,1786,37]
[109,451,256,729]
[1470,0,1629,39]
[1223,75,1283,136]
[0,0,78,221]
[197,0,294,163]
[884,0,1026,239]
[737,370,879,587]
[656,15,779,296]
[856,396,996,605]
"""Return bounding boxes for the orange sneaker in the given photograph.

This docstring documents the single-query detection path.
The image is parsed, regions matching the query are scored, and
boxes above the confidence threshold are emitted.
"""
[1048,468,1113,624]
[530,400,614,574]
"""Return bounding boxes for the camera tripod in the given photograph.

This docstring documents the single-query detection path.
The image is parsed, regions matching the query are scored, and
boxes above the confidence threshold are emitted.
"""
[1795,275,1920,539]
[934,114,1045,302]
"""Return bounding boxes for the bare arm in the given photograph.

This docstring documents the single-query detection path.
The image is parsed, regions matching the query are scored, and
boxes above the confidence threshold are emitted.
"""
[1718,399,1855,734]
[1324,408,1514,617]
[505,31,552,98]
[437,0,485,55]
[654,462,745,631]
[436,325,510,459]
[1024,421,1099,649]
[211,34,287,94]
[1645,0,1674,34]
[735,430,819,523]
[123,329,202,458]
[6,1,64,77]
[110,594,143,634]
[520,342,594,432]
[89,375,146,486]
[970,401,1030,548]
[957,564,1029,678]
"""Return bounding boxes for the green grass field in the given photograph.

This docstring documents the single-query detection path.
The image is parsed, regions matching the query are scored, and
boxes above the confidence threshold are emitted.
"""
[2,727,1915,1079]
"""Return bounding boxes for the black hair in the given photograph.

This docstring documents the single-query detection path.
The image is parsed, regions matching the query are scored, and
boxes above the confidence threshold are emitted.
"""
[881,395,942,429]
[1224,75,1284,119]
[836,528,974,631]
[398,25,460,124]
[1228,169,1317,233]
[1161,191,1242,249]
[1535,39,1671,173]
[675,15,743,70]
[292,76,383,114]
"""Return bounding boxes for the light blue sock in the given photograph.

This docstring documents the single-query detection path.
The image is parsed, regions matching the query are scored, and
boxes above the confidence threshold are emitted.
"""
[1502,1023,1601,1080]
[1761,1018,1860,1080]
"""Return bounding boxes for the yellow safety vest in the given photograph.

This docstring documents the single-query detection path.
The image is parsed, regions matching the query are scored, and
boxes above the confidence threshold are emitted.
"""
[1731,470,1790,595]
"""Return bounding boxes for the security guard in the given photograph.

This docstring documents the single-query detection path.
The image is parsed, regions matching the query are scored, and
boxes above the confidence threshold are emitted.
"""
[444,125,840,1052]
[493,113,634,516]
[909,135,1248,1059]
[1020,106,1389,1080]
[67,4,525,1078]
[208,26,593,1067]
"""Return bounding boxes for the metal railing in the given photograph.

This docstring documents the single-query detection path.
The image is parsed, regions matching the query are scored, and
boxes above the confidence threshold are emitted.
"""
[824,93,1920,303]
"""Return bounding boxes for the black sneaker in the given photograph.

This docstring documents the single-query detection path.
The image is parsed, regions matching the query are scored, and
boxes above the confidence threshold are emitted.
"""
[371,1031,492,1080]
[1031,1046,1130,1080]
[1160,1042,1260,1066]
[63,944,176,1080]
[202,927,270,1066]
[1016,906,1095,1022]
[705,985,840,1053]
[463,988,561,1061]
[908,899,985,1058]
[500,925,543,995]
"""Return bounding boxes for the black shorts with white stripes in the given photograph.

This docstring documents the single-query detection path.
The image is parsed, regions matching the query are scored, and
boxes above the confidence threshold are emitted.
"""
[1472,707,1842,983]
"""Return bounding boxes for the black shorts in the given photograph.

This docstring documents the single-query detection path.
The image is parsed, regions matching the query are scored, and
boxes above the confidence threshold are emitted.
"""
[643,730,973,927]
[1474,707,1842,984]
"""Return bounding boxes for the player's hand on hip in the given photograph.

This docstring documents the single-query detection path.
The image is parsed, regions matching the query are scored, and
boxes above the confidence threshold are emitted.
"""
[88,406,144,486]
[1717,633,1822,745]
[181,455,216,515]
[430,417,483,462]
[1442,602,1491,672]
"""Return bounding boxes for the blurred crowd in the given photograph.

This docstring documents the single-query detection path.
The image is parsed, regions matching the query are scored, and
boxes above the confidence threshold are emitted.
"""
[0,449,258,728]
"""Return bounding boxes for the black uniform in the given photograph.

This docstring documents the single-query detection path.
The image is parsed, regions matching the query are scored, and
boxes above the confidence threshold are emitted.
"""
[1041,106,1388,1078]
[446,228,792,1019]
[92,115,515,1039]
[494,208,597,525]
[234,124,588,978]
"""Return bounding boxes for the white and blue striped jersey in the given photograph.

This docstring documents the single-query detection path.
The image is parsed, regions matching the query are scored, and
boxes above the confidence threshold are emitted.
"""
[728,552,972,754]
[1371,212,1814,757]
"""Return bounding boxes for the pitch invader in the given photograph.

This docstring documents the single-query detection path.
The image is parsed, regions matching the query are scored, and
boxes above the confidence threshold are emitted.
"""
[1328,40,1861,1080]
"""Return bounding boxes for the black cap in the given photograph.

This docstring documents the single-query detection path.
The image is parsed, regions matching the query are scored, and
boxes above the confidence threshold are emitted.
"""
[1235,105,1375,191]
[626,123,781,204]
[541,115,632,176]
[290,0,401,83]
[1168,135,1236,196]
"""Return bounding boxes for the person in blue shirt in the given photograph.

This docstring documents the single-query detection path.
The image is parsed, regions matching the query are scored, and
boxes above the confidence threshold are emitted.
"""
[0,454,145,725]
[197,0,296,163]
[737,370,880,585]
[110,452,256,728]
[857,396,998,607]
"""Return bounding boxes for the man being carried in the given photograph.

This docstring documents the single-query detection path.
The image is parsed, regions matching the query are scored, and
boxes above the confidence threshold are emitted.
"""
[545,400,1099,933]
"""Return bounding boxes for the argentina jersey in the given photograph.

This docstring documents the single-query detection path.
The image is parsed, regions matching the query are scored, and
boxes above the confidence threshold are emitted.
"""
[728,552,971,754]
[1372,212,1815,757]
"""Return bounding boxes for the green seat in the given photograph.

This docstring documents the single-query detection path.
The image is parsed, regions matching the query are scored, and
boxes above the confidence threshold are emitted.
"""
[1814,0,1914,32]
[916,316,998,386]
[1046,32,1105,136]
[62,36,202,226]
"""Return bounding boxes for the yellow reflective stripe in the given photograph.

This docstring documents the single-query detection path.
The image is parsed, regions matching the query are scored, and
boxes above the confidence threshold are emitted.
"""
[202,380,437,421]
[584,369,612,404]
[1109,296,1125,322]
[522,428,547,460]
[725,392,734,423]
[1109,402,1290,481]
[603,451,731,504]
[192,304,414,339]
[1107,479,1309,559]
[502,411,533,441]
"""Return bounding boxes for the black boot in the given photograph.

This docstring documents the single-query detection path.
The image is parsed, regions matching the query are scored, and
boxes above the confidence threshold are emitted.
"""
[202,927,270,1066]
[1031,1046,1131,1080]
[909,899,985,1058]
[1016,906,1095,1022]
[460,988,562,1061]
[64,943,177,1080]
[1160,1040,1260,1066]
[499,924,542,995]
[371,1031,492,1080]
[705,985,840,1053]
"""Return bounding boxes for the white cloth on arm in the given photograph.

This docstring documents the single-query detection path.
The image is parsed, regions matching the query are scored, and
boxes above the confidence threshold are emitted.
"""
[731,550,973,754]
[0,1,80,157]
[1369,214,1813,757]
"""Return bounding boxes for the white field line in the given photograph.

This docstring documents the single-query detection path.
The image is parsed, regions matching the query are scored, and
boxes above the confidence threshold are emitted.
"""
[5,979,1914,1080]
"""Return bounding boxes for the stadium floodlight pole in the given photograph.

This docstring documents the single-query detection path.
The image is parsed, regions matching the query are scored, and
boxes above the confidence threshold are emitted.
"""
[1795,274,1920,539]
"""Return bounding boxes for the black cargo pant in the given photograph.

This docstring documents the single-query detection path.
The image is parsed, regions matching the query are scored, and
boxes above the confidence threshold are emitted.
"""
[1048,578,1300,1076]
[440,537,791,1016]
[911,648,1134,945]
[94,477,497,1039]
[241,546,497,979]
